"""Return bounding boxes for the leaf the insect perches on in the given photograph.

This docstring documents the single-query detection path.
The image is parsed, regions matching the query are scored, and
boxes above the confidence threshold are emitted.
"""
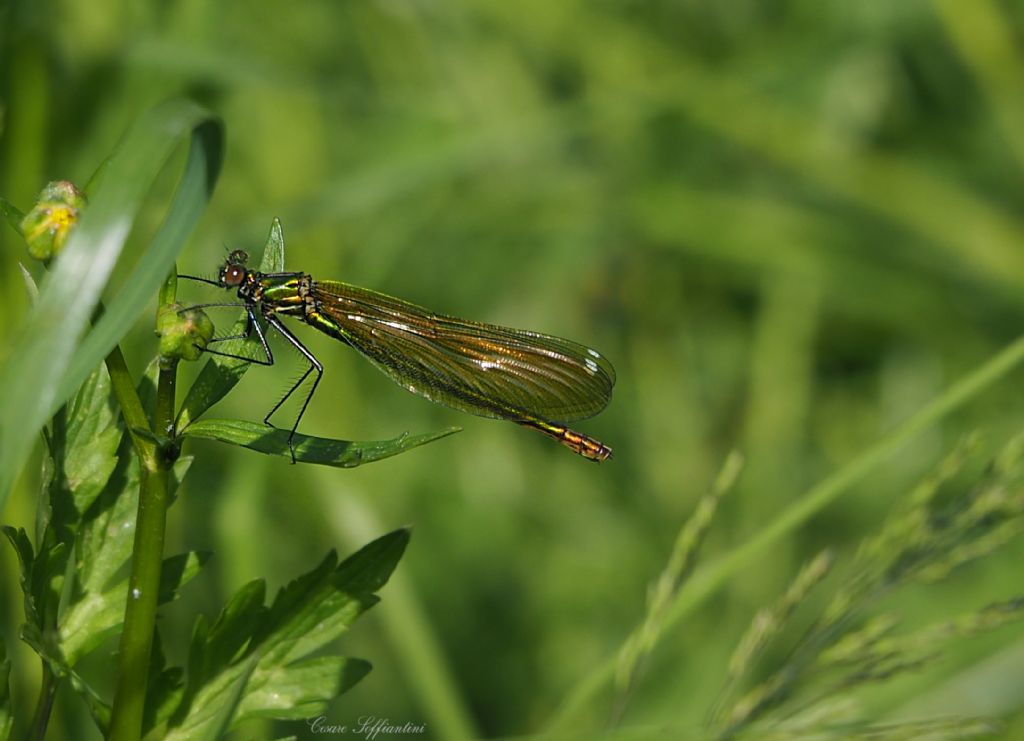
[180,419,461,468]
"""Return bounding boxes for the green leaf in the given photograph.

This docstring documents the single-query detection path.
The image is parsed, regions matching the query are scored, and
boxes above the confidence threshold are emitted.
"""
[2,526,42,629]
[235,656,371,721]
[2,526,35,593]
[12,632,111,736]
[160,530,409,738]
[329,527,411,596]
[54,397,198,668]
[188,580,267,691]
[180,418,460,467]
[259,530,409,667]
[163,650,258,741]
[60,551,210,666]
[75,441,191,606]
[18,263,38,303]
[62,364,123,523]
[0,98,223,508]
[143,631,185,738]
[0,197,24,236]
[67,667,112,732]
[0,641,13,741]
[175,217,286,430]
[137,357,161,417]
[74,438,144,599]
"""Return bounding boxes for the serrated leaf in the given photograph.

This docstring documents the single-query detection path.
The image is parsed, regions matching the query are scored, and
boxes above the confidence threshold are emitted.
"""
[4,527,71,653]
[185,614,210,706]
[63,364,123,519]
[331,527,411,596]
[0,641,13,741]
[163,655,258,741]
[260,529,409,667]
[143,630,185,737]
[75,435,191,604]
[180,419,460,467]
[161,530,409,737]
[74,439,141,598]
[12,625,110,735]
[3,526,35,582]
[31,541,67,628]
[157,551,211,603]
[235,656,371,721]
[191,580,267,690]
[3,526,41,628]
[176,218,286,430]
[60,551,210,666]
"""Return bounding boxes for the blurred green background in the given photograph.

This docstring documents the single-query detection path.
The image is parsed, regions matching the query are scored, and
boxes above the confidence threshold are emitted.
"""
[4,1,1024,739]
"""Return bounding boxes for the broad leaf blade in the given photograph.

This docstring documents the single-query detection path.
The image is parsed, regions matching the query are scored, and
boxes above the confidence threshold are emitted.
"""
[180,419,460,467]
[176,217,286,430]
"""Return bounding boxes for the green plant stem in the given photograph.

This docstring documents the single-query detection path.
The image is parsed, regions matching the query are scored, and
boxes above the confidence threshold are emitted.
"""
[107,270,181,741]
[549,332,1024,731]
[108,360,176,741]
[29,660,57,741]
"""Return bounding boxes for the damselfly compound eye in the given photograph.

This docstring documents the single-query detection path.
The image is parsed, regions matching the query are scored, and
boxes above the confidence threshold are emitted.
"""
[222,264,246,286]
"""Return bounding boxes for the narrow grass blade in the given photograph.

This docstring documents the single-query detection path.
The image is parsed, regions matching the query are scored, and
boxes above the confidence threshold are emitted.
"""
[59,116,223,406]
[549,332,1024,731]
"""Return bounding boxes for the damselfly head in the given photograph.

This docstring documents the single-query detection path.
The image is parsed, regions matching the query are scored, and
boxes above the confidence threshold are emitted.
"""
[220,249,251,287]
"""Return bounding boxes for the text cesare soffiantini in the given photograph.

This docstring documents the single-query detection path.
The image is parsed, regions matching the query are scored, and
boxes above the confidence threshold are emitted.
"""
[308,715,427,738]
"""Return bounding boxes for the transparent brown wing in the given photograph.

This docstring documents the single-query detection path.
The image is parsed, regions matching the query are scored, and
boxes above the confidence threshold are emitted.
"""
[308,280,615,423]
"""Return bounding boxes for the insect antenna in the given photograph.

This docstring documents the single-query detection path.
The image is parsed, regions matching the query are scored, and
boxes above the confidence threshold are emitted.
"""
[178,273,222,287]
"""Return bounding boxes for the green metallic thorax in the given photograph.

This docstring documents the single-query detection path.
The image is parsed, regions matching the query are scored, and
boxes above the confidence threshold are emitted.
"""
[257,274,306,314]
[255,272,350,343]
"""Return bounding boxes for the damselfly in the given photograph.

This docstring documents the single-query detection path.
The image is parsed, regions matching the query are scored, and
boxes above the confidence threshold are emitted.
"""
[182,250,615,461]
